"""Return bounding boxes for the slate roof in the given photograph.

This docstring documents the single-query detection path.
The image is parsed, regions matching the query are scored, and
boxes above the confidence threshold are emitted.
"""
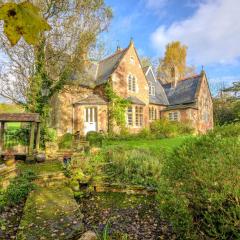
[161,103,198,111]
[127,96,146,105]
[74,94,107,106]
[96,49,127,85]
[70,48,128,88]
[162,75,202,105]
[144,66,169,106]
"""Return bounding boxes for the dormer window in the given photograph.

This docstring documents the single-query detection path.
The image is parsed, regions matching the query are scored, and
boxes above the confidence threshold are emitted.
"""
[128,74,137,92]
[130,56,135,64]
[149,82,156,96]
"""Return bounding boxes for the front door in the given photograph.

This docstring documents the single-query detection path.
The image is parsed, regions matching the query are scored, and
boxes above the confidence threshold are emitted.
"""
[84,107,97,135]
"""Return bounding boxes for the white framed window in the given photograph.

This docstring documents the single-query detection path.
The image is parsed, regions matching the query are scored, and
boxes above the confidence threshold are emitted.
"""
[127,106,133,126]
[169,112,179,121]
[135,106,143,126]
[149,107,157,120]
[130,56,135,64]
[149,82,156,96]
[128,74,137,92]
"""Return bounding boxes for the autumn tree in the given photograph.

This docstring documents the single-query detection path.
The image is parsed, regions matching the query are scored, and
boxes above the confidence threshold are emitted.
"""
[157,41,195,83]
[0,0,112,143]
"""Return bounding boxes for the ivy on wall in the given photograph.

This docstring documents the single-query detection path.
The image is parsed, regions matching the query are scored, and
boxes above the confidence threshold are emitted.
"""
[105,82,130,134]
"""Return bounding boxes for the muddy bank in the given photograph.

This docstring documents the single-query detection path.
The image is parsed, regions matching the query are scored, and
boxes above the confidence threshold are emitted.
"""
[78,192,175,240]
[0,201,25,240]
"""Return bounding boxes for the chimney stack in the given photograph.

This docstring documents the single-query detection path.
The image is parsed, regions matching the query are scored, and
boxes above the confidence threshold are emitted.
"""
[171,66,179,88]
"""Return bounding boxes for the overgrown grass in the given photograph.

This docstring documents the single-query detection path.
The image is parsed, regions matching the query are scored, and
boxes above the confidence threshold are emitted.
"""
[70,136,189,188]
[0,170,36,211]
[158,124,240,239]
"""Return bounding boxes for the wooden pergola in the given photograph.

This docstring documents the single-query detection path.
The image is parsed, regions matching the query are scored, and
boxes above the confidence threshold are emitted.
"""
[0,113,40,156]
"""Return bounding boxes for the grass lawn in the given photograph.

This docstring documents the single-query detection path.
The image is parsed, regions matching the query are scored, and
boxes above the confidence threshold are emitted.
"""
[0,103,24,128]
[103,135,191,154]
[17,161,62,176]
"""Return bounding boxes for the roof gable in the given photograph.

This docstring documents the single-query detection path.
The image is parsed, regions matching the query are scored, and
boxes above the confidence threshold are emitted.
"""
[95,48,128,85]
[145,66,169,106]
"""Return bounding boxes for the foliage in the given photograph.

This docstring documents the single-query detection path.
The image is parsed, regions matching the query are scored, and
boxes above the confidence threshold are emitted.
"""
[158,124,240,239]
[213,81,240,126]
[0,170,36,211]
[58,133,73,149]
[150,118,193,138]
[0,1,50,45]
[86,131,104,147]
[157,41,195,83]
[213,97,240,125]
[105,82,130,133]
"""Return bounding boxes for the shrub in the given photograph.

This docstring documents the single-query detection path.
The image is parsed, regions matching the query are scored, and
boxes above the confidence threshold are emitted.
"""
[137,128,153,139]
[0,170,36,211]
[104,146,163,188]
[58,133,73,149]
[150,119,193,138]
[86,131,104,147]
[158,124,240,239]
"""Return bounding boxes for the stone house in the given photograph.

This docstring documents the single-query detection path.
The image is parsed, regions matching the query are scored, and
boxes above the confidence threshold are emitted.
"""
[50,40,213,136]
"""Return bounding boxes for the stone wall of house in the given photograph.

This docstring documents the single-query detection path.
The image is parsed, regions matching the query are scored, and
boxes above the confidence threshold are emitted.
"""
[196,75,214,133]
[161,108,198,132]
[51,85,93,136]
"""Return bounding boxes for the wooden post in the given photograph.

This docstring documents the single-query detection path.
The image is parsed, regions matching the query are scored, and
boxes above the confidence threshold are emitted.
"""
[0,122,5,153]
[36,123,40,152]
[29,122,36,155]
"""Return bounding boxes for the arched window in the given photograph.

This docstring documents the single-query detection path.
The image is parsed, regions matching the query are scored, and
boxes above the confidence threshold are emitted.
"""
[128,74,136,92]
[130,56,135,64]
[149,82,156,96]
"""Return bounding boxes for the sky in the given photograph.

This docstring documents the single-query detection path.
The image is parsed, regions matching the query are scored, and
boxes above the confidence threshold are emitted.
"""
[1,0,240,102]
[104,0,240,92]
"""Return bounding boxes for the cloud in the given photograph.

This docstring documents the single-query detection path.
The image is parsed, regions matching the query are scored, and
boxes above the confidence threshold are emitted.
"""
[151,0,240,65]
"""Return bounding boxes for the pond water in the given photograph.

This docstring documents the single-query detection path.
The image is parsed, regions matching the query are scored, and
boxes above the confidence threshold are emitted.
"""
[78,192,175,240]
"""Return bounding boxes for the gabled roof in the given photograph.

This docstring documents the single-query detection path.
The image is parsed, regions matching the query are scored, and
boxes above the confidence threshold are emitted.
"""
[162,74,202,105]
[96,48,128,85]
[144,66,169,106]
[73,94,107,106]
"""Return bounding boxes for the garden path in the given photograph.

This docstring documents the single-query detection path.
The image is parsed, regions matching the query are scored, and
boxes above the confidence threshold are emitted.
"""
[16,185,83,240]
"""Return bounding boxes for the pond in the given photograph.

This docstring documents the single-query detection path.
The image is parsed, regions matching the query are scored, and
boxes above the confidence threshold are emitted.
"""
[78,192,175,240]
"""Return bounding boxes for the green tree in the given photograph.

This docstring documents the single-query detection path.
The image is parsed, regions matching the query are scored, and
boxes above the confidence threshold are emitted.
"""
[214,81,240,125]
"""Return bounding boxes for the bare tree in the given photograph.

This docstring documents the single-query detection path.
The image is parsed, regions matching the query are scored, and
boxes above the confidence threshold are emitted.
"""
[0,0,112,106]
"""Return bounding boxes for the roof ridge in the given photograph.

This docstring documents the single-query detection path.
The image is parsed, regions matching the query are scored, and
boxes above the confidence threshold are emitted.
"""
[162,74,201,86]
[99,47,127,63]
